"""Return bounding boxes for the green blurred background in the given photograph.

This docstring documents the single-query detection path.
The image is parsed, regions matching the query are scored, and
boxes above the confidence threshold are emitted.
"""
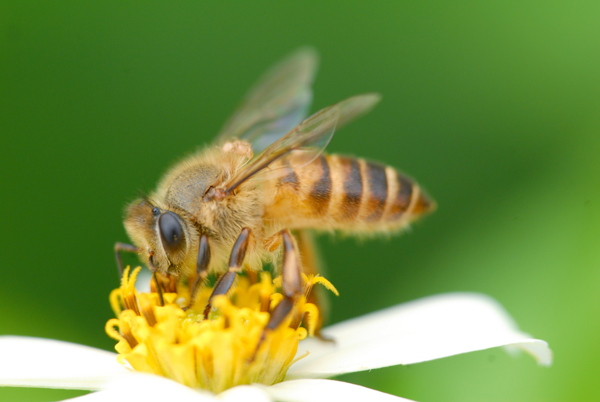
[1,1,599,401]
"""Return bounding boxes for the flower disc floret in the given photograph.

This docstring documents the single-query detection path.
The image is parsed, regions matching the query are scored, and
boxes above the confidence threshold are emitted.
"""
[105,267,336,393]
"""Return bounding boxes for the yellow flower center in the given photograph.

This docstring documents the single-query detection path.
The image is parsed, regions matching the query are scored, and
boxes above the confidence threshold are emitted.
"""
[105,267,338,393]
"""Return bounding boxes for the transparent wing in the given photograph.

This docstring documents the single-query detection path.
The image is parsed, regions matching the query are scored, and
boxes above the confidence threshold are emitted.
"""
[216,48,319,152]
[223,93,381,193]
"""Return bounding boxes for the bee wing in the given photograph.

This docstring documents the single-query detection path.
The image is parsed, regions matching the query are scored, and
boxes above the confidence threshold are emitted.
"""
[216,48,318,152]
[224,93,381,193]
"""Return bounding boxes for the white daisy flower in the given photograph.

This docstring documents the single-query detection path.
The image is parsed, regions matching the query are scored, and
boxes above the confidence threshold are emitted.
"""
[0,268,551,401]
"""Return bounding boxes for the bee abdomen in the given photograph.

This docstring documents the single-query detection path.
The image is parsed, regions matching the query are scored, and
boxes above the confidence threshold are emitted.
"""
[317,155,433,228]
[273,154,434,231]
[308,155,332,215]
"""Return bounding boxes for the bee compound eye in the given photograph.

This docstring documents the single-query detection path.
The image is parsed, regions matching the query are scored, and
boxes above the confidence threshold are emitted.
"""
[158,211,186,256]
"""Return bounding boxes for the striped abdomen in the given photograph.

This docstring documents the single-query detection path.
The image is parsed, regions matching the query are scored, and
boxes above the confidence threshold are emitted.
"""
[265,153,435,232]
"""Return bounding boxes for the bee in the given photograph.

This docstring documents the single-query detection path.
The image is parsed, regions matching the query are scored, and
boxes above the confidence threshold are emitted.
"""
[116,48,434,327]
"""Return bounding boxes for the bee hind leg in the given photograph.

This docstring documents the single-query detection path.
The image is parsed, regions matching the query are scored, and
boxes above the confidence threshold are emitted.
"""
[271,229,303,327]
[251,229,303,361]
[263,230,330,338]
[295,230,331,340]
[203,228,251,319]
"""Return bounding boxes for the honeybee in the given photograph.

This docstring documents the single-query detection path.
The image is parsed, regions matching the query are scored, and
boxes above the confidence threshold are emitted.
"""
[116,48,434,327]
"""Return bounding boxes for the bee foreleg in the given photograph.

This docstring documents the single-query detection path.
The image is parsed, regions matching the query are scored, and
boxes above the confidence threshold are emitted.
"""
[153,272,165,307]
[114,242,141,278]
[203,228,251,318]
[184,234,211,311]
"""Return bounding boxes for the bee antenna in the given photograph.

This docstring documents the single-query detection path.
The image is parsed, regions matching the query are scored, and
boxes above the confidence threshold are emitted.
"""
[135,191,151,201]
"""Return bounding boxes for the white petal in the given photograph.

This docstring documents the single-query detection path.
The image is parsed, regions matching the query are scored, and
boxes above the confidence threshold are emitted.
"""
[261,379,416,402]
[62,372,219,401]
[219,385,273,402]
[288,293,552,378]
[135,268,153,292]
[0,336,130,390]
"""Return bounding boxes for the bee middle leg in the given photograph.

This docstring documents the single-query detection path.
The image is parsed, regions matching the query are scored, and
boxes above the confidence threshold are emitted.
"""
[203,227,251,318]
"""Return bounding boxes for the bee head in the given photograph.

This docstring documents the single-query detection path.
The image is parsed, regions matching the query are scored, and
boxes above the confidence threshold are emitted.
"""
[123,199,191,275]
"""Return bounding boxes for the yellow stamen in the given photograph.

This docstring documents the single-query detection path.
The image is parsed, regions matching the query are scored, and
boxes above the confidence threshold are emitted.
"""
[106,267,337,393]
